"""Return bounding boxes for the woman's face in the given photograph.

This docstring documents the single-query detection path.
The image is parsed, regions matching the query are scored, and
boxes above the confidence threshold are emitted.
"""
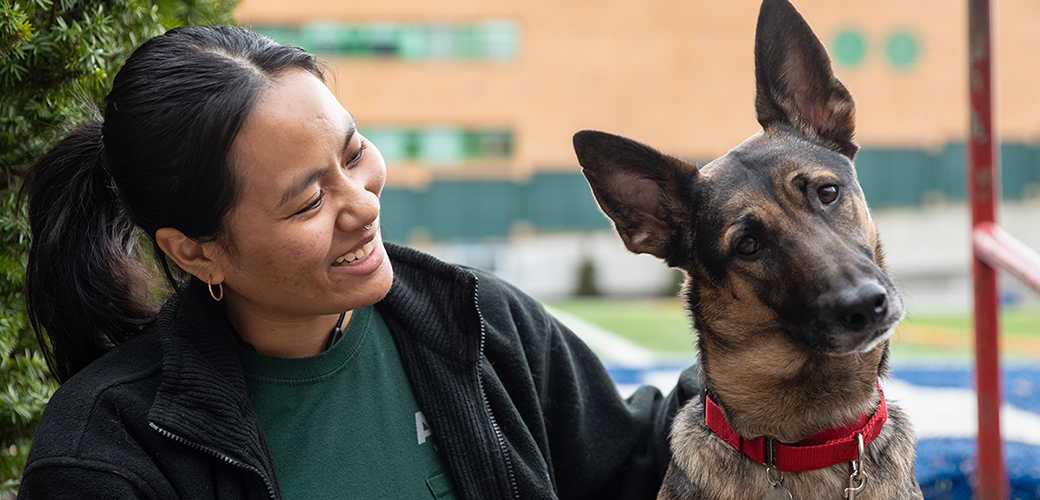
[214,67,393,325]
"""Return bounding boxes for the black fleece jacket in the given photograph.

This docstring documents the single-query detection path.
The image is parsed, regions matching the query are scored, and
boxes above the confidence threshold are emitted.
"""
[19,244,698,500]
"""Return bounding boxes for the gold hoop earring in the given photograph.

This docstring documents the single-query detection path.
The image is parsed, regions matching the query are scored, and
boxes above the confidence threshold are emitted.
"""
[207,277,223,302]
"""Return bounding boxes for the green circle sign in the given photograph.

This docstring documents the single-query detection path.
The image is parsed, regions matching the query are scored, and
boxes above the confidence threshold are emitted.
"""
[832,29,867,68]
[886,30,920,69]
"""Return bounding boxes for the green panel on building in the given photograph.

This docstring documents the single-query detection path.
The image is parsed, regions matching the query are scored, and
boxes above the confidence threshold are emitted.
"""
[418,180,518,239]
[855,148,935,206]
[520,172,611,231]
[378,189,420,243]
[935,143,967,200]
[1001,143,1040,199]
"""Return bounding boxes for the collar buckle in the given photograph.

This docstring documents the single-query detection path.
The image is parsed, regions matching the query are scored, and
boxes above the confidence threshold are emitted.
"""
[844,433,868,499]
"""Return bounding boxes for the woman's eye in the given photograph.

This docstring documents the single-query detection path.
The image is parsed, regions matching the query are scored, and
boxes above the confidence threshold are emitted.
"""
[294,192,324,216]
[736,236,761,256]
[347,140,367,165]
[817,184,839,205]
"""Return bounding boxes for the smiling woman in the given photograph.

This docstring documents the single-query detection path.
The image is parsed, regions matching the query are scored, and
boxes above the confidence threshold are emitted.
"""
[156,68,393,359]
[17,25,698,500]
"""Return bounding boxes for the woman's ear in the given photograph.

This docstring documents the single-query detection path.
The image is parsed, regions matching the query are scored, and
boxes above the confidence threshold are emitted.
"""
[155,227,225,283]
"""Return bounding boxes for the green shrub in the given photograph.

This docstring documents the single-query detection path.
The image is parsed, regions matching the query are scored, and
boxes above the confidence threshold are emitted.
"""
[0,190,51,492]
[0,0,239,494]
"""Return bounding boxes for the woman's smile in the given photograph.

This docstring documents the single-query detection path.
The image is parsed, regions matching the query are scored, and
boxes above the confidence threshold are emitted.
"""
[331,229,386,277]
[334,240,375,266]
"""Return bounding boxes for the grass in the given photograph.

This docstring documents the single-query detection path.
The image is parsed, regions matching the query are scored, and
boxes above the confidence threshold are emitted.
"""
[545,297,1040,358]
[903,308,1040,336]
[895,306,1040,359]
[544,298,696,354]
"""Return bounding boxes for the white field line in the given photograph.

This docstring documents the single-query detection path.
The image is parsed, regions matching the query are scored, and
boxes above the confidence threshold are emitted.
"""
[543,305,659,367]
[884,378,1040,445]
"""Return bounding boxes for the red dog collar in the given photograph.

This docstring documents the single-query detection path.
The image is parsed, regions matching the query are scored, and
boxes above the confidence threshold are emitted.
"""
[704,384,887,472]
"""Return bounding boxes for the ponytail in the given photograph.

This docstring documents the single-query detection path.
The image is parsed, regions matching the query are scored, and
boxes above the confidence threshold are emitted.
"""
[24,121,158,383]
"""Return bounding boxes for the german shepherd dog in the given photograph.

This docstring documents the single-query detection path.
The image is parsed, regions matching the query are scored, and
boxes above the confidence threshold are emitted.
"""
[573,0,922,499]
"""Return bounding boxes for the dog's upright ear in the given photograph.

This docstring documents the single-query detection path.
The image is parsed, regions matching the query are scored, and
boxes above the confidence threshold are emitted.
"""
[754,0,858,158]
[573,129,697,266]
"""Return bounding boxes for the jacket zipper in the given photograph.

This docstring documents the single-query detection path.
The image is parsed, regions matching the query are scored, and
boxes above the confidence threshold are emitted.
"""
[472,277,520,500]
[149,422,277,500]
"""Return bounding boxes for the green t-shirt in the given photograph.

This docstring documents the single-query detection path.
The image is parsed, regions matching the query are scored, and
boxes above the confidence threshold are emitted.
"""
[240,306,458,499]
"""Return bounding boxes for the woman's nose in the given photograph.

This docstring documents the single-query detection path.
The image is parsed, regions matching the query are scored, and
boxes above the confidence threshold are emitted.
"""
[335,178,381,231]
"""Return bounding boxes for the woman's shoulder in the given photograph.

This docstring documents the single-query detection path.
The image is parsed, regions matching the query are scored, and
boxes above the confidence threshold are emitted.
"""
[22,331,191,498]
[30,331,165,457]
[56,329,164,399]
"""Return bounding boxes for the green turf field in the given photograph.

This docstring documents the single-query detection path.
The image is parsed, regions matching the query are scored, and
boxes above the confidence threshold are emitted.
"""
[902,308,1040,336]
[544,298,696,353]
[544,297,1040,358]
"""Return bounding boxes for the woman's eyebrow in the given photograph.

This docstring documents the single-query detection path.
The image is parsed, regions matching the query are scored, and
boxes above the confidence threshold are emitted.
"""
[278,116,358,208]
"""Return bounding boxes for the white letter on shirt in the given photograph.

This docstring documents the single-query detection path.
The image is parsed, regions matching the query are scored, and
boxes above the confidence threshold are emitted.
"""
[416,411,433,445]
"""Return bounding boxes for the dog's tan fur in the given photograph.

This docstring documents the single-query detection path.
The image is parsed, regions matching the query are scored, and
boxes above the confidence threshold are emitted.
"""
[572,0,923,498]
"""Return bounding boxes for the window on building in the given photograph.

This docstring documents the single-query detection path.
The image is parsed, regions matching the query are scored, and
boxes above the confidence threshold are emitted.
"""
[362,128,410,163]
[419,127,465,165]
[360,127,513,168]
[251,20,520,62]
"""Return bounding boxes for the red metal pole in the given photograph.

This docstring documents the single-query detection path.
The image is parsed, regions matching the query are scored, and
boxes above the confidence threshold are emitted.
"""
[967,0,1008,497]
[974,222,1040,294]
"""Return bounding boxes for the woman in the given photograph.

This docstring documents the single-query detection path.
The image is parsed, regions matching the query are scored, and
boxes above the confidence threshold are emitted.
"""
[20,25,697,499]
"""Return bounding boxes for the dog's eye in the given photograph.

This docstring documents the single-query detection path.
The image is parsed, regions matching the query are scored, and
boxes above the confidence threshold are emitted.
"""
[736,236,761,256]
[817,185,839,204]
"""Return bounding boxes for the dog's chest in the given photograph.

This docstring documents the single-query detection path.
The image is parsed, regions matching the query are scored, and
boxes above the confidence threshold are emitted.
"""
[772,469,857,500]
[690,459,869,500]
[762,483,794,500]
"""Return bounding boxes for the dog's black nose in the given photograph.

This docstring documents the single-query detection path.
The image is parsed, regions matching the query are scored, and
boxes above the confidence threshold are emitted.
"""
[832,281,889,331]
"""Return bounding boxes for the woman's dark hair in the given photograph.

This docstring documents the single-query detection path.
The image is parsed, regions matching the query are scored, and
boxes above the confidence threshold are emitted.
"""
[24,25,323,383]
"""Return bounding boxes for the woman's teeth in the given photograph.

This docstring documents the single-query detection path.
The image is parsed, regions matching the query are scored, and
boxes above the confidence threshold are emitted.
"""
[335,241,375,265]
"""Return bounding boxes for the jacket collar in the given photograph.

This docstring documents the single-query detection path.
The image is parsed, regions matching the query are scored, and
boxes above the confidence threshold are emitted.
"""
[376,243,484,365]
[146,278,273,473]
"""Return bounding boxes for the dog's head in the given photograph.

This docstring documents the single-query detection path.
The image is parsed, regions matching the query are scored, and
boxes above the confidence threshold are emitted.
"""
[573,0,904,363]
